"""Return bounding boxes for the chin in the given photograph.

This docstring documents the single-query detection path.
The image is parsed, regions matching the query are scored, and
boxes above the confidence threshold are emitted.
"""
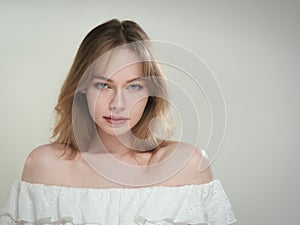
[98,126,131,136]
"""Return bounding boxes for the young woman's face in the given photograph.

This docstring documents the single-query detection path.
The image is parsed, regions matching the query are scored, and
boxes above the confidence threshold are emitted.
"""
[85,50,149,136]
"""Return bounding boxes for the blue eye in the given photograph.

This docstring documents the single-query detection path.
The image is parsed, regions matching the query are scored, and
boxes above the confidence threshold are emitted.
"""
[128,84,143,91]
[94,83,109,89]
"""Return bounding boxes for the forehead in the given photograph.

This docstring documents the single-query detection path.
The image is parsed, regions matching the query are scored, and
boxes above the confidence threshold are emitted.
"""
[92,48,143,81]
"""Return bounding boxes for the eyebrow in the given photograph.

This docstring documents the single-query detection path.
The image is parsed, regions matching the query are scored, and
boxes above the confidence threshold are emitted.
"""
[92,75,143,83]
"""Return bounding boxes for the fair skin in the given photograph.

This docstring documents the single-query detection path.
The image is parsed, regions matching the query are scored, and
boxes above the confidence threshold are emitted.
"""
[84,50,150,161]
[21,142,213,188]
[21,50,214,188]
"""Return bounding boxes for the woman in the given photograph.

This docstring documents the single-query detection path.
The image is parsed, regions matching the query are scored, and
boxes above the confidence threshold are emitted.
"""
[0,19,237,225]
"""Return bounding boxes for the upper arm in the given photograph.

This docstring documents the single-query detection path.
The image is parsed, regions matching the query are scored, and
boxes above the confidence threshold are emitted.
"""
[21,144,60,184]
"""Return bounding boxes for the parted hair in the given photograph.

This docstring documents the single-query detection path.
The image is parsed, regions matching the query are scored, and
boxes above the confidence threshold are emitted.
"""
[51,19,173,161]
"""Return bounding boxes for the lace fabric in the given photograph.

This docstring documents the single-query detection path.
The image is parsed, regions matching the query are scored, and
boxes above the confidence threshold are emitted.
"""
[0,179,237,225]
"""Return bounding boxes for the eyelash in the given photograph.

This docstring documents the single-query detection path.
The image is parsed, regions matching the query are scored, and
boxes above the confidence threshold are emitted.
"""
[127,84,143,90]
[93,83,144,91]
[94,83,109,89]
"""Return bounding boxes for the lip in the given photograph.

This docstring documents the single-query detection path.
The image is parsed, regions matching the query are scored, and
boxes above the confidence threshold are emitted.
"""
[103,116,130,125]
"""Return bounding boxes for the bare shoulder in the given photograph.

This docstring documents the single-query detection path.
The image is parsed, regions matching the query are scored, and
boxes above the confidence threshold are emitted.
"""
[162,141,214,185]
[21,143,73,184]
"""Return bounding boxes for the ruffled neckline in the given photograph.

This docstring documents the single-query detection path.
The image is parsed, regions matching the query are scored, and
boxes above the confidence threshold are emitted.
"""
[0,179,237,225]
[19,178,219,191]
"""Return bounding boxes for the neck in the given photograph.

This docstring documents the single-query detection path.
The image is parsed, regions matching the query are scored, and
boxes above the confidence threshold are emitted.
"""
[87,127,155,166]
[89,129,133,156]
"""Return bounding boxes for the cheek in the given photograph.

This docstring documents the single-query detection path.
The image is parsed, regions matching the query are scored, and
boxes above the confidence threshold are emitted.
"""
[86,91,107,119]
[86,93,96,119]
[129,97,148,119]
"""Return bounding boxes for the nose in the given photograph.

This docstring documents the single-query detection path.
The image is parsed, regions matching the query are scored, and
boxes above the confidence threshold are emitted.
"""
[109,89,125,112]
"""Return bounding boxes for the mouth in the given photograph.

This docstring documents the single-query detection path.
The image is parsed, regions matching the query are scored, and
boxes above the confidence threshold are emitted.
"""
[103,116,130,125]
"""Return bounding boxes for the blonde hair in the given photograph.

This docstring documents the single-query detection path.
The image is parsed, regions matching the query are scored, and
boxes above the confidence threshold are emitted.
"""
[51,19,172,161]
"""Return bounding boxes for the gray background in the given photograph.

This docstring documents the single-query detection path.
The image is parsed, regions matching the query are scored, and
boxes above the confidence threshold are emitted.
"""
[0,0,299,224]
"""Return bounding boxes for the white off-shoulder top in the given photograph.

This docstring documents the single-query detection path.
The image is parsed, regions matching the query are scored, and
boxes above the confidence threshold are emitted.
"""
[0,179,236,225]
